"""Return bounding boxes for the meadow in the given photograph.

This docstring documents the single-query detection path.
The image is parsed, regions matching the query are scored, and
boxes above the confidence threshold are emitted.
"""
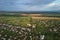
[0,13,60,40]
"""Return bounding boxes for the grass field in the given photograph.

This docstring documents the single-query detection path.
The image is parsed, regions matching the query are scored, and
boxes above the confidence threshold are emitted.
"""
[0,13,60,40]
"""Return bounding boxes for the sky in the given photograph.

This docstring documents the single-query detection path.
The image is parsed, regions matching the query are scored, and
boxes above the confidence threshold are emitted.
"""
[0,0,60,11]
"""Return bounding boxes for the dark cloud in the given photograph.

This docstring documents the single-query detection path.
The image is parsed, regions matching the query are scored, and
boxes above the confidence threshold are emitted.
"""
[0,0,57,11]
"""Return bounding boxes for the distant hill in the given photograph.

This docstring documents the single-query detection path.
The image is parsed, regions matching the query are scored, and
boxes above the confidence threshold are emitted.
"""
[0,11,60,17]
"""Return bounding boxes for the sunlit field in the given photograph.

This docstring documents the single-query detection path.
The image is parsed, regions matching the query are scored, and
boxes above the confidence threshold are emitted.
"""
[0,13,60,40]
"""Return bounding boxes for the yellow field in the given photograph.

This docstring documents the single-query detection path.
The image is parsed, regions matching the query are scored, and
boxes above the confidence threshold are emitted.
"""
[32,17,60,20]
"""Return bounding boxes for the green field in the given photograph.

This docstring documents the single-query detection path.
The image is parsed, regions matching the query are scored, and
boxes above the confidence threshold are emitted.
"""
[0,14,60,40]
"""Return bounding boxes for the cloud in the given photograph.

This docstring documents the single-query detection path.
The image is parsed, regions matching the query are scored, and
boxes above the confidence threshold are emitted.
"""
[43,0,60,11]
[0,0,60,11]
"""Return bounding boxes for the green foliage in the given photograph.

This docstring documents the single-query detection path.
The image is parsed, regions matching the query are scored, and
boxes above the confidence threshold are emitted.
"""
[0,16,60,40]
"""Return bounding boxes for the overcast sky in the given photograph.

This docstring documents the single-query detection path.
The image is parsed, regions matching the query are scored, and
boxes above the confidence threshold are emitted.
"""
[0,0,60,11]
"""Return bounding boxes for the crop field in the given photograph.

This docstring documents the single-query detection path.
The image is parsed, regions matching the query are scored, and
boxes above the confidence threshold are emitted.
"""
[0,13,60,40]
